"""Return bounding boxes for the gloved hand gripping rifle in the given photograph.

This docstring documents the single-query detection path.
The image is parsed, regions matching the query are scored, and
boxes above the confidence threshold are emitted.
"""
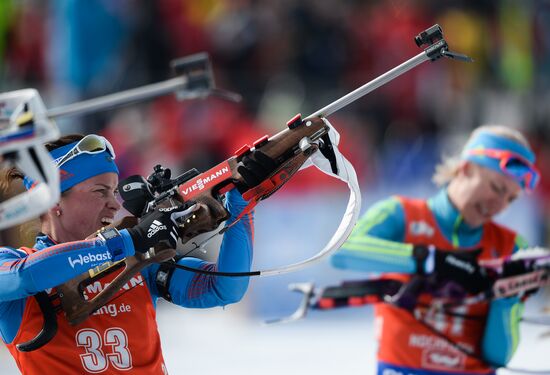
[62,115,331,320]
[17,24,473,351]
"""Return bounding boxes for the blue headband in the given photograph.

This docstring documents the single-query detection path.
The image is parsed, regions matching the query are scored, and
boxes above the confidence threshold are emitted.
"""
[24,140,119,192]
[461,131,537,190]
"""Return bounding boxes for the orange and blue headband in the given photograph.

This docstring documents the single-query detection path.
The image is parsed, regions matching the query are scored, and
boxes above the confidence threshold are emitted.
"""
[462,131,539,192]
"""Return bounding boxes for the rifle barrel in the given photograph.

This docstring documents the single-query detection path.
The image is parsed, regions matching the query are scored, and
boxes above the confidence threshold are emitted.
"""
[46,76,190,119]
[308,52,429,119]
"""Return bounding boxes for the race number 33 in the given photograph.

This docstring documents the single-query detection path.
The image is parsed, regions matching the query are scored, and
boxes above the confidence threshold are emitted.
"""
[76,328,132,372]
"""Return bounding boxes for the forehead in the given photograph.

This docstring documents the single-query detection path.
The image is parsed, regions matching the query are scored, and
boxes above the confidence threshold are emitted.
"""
[72,172,119,191]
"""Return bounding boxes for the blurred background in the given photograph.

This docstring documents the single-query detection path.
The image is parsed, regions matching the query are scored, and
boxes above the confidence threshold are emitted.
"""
[1,0,549,374]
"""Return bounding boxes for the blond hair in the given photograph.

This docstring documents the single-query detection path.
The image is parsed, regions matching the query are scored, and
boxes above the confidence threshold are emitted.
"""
[0,134,85,247]
[432,125,531,187]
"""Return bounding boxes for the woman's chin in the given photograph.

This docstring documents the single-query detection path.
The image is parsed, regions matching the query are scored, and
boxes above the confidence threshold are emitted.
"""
[464,214,486,228]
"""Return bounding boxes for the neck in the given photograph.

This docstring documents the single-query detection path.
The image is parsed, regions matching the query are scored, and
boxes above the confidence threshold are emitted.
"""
[41,215,80,243]
[446,180,461,211]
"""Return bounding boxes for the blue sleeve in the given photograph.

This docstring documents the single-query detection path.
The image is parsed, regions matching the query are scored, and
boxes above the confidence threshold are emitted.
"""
[0,232,135,302]
[0,295,25,343]
[0,232,135,344]
[512,234,528,254]
[480,235,528,367]
[146,188,253,308]
[482,296,523,367]
[331,196,418,274]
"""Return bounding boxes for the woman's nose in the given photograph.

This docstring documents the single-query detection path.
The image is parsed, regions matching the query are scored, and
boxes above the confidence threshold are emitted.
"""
[108,194,122,211]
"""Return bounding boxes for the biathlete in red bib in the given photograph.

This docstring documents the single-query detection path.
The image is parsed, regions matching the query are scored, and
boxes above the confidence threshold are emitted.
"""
[0,133,276,374]
[332,125,540,375]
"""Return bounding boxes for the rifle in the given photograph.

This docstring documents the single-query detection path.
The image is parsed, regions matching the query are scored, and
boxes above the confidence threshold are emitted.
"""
[266,248,550,324]
[16,24,473,351]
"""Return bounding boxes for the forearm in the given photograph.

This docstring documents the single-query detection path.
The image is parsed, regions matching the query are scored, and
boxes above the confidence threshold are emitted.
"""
[0,232,135,301]
[481,296,523,367]
[480,240,531,366]
[214,194,253,300]
[168,189,253,308]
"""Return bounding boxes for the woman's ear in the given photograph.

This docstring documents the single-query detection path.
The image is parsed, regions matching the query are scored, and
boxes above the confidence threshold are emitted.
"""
[461,160,479,178]
[50,204,62,217]
[456,160,471,177]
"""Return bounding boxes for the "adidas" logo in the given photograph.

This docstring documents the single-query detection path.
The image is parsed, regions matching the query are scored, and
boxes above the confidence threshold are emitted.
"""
[147,220,167,238]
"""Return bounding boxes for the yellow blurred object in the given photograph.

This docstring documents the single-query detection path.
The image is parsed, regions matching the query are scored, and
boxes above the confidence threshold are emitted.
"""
[15,111,33,126]
[499,0,534,90]
[440,9,487,92]
[186,0,226,25]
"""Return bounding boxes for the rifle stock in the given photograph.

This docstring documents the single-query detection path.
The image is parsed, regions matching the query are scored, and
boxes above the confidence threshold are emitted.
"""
[58,248,177,326]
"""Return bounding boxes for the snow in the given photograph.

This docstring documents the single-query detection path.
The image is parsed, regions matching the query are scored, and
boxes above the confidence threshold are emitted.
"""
[1,299,547,374]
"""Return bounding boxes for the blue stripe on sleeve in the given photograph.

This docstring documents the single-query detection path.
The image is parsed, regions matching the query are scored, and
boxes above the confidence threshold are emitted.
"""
[332,197,416,274]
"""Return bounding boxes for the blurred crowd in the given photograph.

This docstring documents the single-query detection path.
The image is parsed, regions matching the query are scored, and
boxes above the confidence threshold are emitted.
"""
[1,0,550,242]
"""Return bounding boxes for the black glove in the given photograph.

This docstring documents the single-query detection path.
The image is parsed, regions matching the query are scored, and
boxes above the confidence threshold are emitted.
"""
[502,257,536,277]
[236,150,278,193]
[501,258,540,298]
[414,246,492,295]
[127,205,195,253]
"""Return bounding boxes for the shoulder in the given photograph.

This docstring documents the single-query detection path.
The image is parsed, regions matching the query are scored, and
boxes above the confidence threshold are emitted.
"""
[484,221,523,254]
[365,196,404,216]
[359,196,404,227]
[354,196,407,240]
[513,233,529,250]
[487,220,516,235]
[0,246,28,259]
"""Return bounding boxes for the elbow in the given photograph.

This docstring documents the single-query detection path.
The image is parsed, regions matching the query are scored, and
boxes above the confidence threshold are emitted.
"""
[224,295,244,305]
[481,297,523,368]
[330,253,347,270]
[481,344,513,368]
[217,279,250,305]
[481,328,519,368]
[0,269,37,302]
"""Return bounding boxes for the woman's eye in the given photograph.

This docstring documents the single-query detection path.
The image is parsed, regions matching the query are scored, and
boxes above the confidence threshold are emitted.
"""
[490,182,504,195]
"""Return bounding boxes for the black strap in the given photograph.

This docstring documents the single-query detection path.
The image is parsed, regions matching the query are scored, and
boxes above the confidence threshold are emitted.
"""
[156,260,177,302]
[16,292,58,352]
